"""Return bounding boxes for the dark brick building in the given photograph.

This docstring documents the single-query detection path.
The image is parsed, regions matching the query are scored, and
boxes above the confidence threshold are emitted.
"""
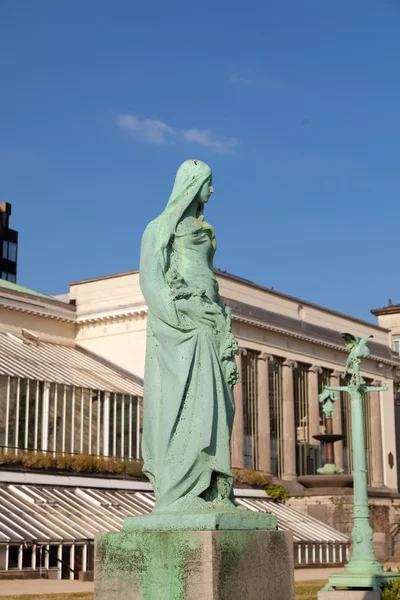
[0,202,18,283]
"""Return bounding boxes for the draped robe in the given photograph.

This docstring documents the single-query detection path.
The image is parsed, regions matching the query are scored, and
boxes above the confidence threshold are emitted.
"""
[139,160,239,513]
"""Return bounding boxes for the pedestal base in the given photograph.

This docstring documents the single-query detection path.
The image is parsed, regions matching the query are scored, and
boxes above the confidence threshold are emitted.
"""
[124,508,277,532]
[322,570,400,593]
[318,592,380,599]
[95,528,294,600]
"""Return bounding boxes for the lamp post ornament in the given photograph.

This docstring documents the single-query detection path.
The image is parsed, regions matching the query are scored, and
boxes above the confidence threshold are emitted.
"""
[320,332,400,593]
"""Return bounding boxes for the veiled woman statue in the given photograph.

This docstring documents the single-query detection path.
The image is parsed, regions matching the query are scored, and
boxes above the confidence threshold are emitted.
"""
[140,159,240,514]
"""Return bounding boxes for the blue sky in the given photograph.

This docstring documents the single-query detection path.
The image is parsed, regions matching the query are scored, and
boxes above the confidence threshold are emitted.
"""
[1,1,399,323]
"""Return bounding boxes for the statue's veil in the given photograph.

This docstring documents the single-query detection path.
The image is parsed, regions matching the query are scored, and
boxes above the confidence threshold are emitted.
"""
[139,160,211,325]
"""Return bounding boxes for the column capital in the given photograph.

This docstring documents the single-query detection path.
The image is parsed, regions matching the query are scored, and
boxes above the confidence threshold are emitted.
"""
[283,359,297,369]
[308,365,322,374]
[331,371,343,378]
[257,352,274,363]
[238,347,248,357]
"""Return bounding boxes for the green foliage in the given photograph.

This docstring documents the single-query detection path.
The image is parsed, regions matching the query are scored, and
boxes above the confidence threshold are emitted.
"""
[232,468,273,488]
[266,483,289,503]
[0,450,146,478]
[125,459,147,478]
[381,572,400,599]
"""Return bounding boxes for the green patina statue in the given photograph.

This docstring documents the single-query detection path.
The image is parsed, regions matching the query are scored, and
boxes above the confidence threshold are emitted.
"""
[342,332,373,385]
[318,388,338,420]
[317,388,343,474]
[139,160,240,514]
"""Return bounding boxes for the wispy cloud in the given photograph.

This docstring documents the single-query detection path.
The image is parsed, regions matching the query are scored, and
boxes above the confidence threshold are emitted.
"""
[182,128,239,154]
[230,72,279,90]
[115,115,175,145]
[116,114,239,154]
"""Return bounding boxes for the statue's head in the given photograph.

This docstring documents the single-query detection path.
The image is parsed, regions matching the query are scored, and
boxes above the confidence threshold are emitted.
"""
[198,176,214,204]
[172,159,213,205]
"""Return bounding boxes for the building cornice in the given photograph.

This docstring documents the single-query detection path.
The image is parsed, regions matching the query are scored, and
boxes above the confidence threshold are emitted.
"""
[371,306,400,317]
[76,304,148,324]
[69,270,139,287]
[0,295,76,323]
[0,287,75,311]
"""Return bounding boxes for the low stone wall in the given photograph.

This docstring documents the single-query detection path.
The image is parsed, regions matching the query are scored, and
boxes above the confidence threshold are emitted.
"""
[0,570,44,580]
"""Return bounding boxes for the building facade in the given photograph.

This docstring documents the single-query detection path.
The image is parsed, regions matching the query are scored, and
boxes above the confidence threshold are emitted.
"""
[69,269,400,491]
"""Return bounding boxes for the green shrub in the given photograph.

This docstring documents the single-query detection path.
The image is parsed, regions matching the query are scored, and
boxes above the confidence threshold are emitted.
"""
[55,453,75,471]
[23,452,55,469]
[0,450,146,478]
[381,571,400,599]
[125,460,145,478]
[266,483,289,503]
[232,468,273,488]
[0,451,21,465]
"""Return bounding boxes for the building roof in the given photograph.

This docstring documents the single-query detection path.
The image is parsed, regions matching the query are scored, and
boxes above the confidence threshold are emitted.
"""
[69,270,139,287]
[217,270,388,333]
[226,297,399,367]
[0,278,58,301]
[371,302,400,317]
[0,484,349,545]
[0,332,143,396]
[0,279,76,323]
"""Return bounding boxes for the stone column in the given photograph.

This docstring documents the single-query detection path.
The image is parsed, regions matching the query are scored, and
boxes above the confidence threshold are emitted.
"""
[308,365,322,445]
[231,349,246,468]
[103,392,110,457]
[370,381,385,488]
[257,353,273,474]
[330,371,343,470]
[282,360,297,481]
[41,382,50,452]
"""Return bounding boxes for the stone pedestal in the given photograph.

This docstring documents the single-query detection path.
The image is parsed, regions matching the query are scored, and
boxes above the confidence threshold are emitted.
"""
[95,527,294,600]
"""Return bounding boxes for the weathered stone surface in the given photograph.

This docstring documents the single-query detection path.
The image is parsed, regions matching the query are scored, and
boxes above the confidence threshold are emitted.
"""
[79,570,94,581]
[94,528,294,600]
[372,532,387,561]
[318,592,380,599]
[123,508,277,532]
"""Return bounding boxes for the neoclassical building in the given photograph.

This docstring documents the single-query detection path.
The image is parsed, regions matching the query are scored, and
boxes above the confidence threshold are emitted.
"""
[69,269,400,491]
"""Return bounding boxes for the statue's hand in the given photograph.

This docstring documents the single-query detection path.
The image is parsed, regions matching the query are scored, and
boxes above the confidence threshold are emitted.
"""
[176,298,222,327]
